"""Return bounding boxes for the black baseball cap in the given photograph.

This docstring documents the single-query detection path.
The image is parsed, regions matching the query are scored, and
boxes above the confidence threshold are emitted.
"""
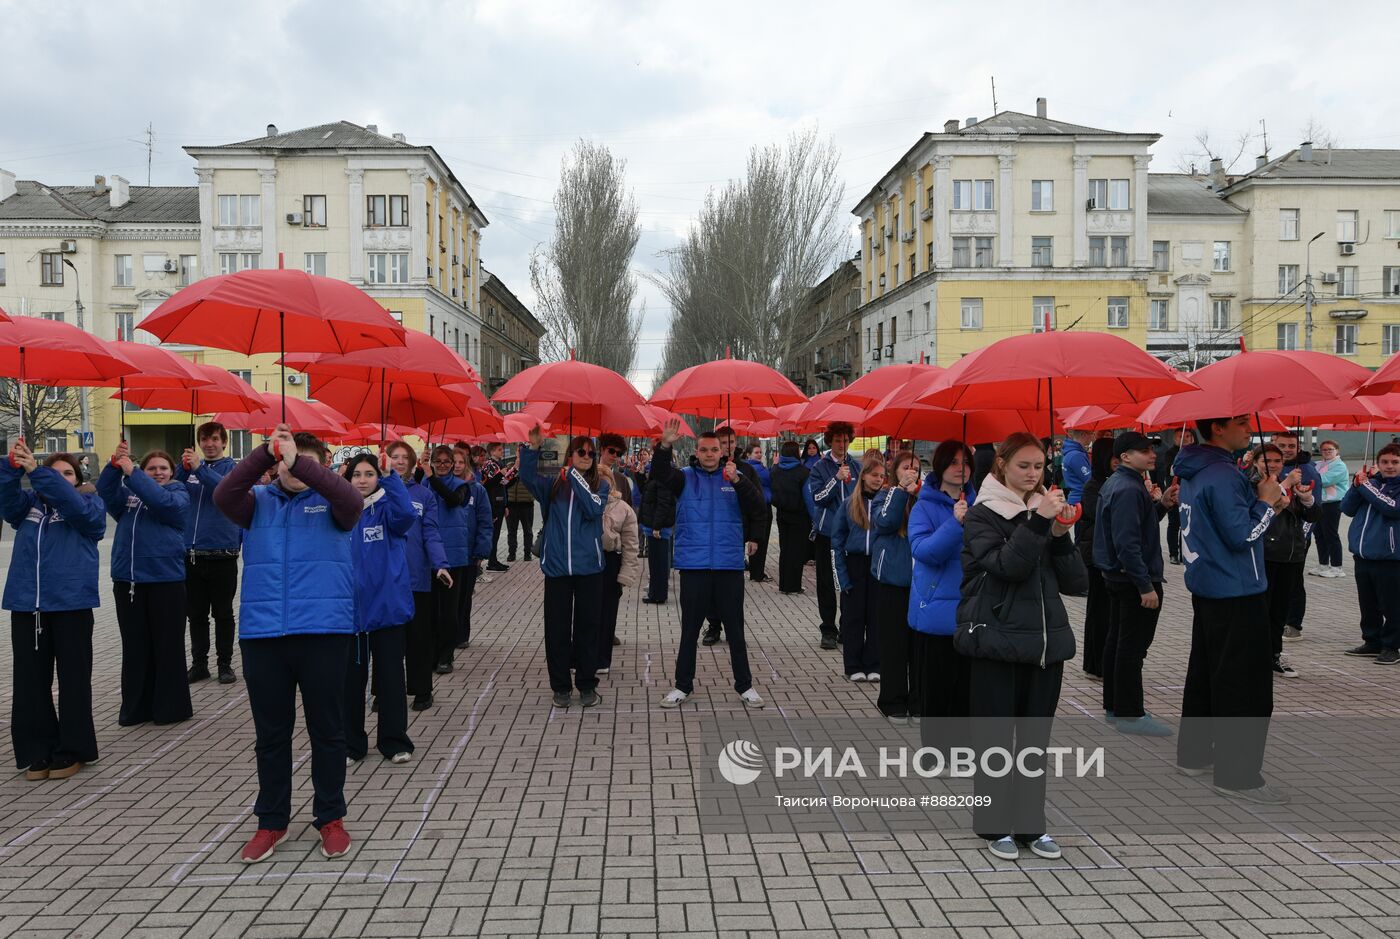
[1113,432,1154,458]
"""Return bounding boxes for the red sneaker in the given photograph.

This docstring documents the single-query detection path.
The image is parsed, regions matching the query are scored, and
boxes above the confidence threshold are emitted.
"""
[240,828,287,864]
[319,819,351,859]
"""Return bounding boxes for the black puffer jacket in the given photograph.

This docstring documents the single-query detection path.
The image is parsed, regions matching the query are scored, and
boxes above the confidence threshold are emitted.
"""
[639,477,677,531]
[769,459,812,526]
[957,477,1089,667]
[1263,488,1321,563]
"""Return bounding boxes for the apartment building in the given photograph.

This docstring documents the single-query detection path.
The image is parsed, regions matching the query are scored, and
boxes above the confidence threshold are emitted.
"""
[785,257,861,395]
[479,269,546,412]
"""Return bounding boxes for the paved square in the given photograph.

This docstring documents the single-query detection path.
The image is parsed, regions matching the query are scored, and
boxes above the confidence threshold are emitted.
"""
[1,534,1398,937]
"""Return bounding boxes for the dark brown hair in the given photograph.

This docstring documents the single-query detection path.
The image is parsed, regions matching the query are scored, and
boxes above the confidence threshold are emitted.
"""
[930,439,973,489]
[551,434,600,500]
[887,449,919,536]
[196,421,228,444]
[43,452,83,482]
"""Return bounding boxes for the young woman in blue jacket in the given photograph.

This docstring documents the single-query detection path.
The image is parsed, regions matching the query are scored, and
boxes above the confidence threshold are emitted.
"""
[3,443,106,781]
[832,456,886,682]
[425,444,491,672]
[519,426,610,710]
[342,454,418,764]
[97,442,192,727]
[388,442,452,711]
[872,450,919,722]
[906,439,975,723]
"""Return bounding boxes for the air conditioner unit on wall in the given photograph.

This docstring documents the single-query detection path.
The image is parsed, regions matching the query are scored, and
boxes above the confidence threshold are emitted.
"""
[901,231,915,242]
[884,344,894,357]
[872,348,882,361]
[1321,273,1340,284]
[286,212,302,225]
[286,374,303,385]
[59,240,77,253]
[162,260,178,273]
[1340,242,1356,255]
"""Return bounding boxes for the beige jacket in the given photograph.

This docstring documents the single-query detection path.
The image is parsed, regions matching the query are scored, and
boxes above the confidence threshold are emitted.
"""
[602,490,642,588]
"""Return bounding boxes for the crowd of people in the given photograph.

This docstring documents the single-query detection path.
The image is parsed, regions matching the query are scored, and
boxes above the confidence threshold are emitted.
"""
[5,412,1396,864]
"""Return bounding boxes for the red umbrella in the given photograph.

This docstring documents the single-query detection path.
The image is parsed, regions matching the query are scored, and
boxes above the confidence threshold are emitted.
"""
[214,392,350,439]
[0,317,139,440]
[514,401,693,438]
[781,390,872,434]
[1058,405,1138,433]
[326,423,426,446]
[1356,353,1400,397]
[866,381,1061,445]
[280,331,480,386]
[492,352,647,436]
[54,341,212,441]
[830,363,944,407]
[649,351,806,424]
[115,362,263,415]
[311,374,480,430]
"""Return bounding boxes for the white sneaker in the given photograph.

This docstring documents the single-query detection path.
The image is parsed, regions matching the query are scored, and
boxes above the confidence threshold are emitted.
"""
[1331,567,1348,578]
[740,688,765,709]
[479,573,493,584]
[596,667,610,675]
[660,688,689,709]
[848,672,867,682]
[866,671,881,683]
[1306,566,1326,577]
[390,752,411,764]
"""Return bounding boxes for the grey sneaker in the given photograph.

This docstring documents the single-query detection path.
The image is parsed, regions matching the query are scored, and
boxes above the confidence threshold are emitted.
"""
[1214,783,1289,805]
[1028,835,1061,859]
[579,689,601,708]
[552,692,572,709]
[1376,649,1400,665]
[987,837,1019,860]
[1282,626,1302,642]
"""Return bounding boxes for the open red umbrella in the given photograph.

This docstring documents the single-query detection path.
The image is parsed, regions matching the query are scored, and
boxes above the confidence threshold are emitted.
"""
[115,362,263,415]
[514,401,693,438]
[866,381,1061,445]
[50,341,212,441]
[830,363,943,408]
[313,376,476,430]
[280,331,480,386]
[0,316,139,440]
[1356,353,1400,397]
[494,353,645,407]
[649,352,807,424]
[214,392,350,439]
[331,423,429,446]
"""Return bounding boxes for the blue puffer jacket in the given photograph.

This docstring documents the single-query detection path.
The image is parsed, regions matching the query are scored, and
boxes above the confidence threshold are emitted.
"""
[97,464,190,584]
[806,450,862,538]
[871,487,913,588]
[673,463,747,571]
[831,492,878,592]
[519,446,609,577]
[1174,444,1272,599]
[403,479,448,593]
[428,472,492,568]
[238,482,354,639]
[907,483,975,636]
[1061,439,1091,506]
[1342,473,1400,561]
[744,459,773,503]
[176,457,240,551]
[350,472,417,631]
[0,463,106,612]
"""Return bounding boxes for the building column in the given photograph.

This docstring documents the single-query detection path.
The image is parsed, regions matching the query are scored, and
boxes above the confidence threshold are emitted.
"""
[932,155,952,268]
[345,168,364,282]
[1072,154,1090,266]
[195,168,214,279]
[1133,154,1152,266]
[409,169,429,283]
[257,168,277,269]
[997,153,1014,268]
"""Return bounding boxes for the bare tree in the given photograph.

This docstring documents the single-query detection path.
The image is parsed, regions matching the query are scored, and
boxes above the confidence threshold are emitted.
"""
[0,381,83,449]
[1300,117,1338,150]
[530,140,643,375]
[1174,127,1257,175]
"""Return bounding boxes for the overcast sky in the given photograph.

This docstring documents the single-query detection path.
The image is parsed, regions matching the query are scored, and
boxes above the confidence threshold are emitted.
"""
[4,0,1398,391]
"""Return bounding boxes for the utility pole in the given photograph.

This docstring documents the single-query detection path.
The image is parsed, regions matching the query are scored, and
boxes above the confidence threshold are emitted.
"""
[60,258,91,447]
[1304,230,1325,351]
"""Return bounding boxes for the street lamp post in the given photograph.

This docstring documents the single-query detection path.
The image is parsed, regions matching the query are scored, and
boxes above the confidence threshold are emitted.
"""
[59,257,91,447]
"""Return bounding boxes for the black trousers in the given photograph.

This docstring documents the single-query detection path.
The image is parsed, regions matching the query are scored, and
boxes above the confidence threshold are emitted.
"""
[242,634,350,831]
[875,583,911,716]
[1315,502,1344,567]
[1166,507,1182,560]
[776,519,808,593]
[115,580,193,726]
[344,627,411,760]
[675,569,753,695]
[543,573,602,695]
[814,534,838,636]
[456,564,478,648]
[969,657,1063,842]
[1355,557,1400,650]
[914,632,970,720]
[1265,561,1303,657]
[1103,582,1163,719]
[185,554,238,667]
[405,591,435,696]
[506,501,534,559]
[432,569,464,666]
[10,610,97,770]
[1081,566,1109,678]
[1287,562,1307,630]
[598,551,623,669]
[839,554,879,676]
[749,507,772,581]
[490,509,505,565]
[1177,593,1273,791]
[646,535,672,602]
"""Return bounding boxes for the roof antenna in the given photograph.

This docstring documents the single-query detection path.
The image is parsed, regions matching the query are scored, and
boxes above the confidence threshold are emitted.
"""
[990,76,998,114]
[1259,117,1269,159]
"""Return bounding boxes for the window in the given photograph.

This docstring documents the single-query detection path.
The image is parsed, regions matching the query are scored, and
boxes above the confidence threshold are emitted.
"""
[303,195,327,227]
[1107,297,1128,329]
[1110,236,1128,266]
[390,195,409,227]
[367,195,387,227]
[1385,325,1400,356]
[926,242,934,269]
[304,253,327,277]
[1278,265,1300,295]
[367,253,389,284]
[219,252,259,275]
[1280,208,1299,241]
[41,253,63,286]
[973,236,993,268]
[951,237,971,267]
[455,327,461,354]
[389,254,410,284]
[1032,297,1055,332]
[1337,210,1358,243]
[1277,322,1298,350]
[1088,179,1107,209]
[179,255,196,286]
[952,180,972,210]
[44,383,66,403]
[1089,236,1106,266]
[1031,236,1053,267]
[242,253,259,270]
[218,194,237,226]
[1337,266,1358,297]
[1211,299,1231,330]
[40,310,63,322]
[114,254,133,287]
[890,316,898,347]
[1212,241,1231,272]
[1030,180,1053,212]
[1388,210,1400,239]
[1385,267,1400,297]
[238,195,260,227]
[974,179,995,211]
[1150,299,1170,331]
[115,311,134,342]
[0,252,6,286]
[1108,179,1130,210]
[960,298,983,330]
[228,430,251,460]
[1153,241,1169,271]
[908,253,916,278]
[1335,323,1358,356]
[42,432,66,453]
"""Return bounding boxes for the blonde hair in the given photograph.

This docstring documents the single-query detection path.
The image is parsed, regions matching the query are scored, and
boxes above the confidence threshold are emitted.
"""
[991,433,1048,492]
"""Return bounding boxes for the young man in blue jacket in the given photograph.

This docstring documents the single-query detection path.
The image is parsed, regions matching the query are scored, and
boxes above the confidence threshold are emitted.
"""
[214,426,363,864]
[1341,444,1400,664]
[654,422,766,710]
[805,421,860,650]
[743,443,774,583]
[1174,416,1286,804]
[1060,429,1094,507]
[1094,432,1177,737]
[179,421,241,685]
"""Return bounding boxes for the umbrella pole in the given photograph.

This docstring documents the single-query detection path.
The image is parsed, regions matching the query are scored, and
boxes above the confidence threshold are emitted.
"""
[279,310,286,425]
[16,347,24,444]
[380,368,387,447]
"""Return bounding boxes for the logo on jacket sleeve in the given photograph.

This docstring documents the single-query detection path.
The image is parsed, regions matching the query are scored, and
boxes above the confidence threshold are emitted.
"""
[363,525,384,542]
[126,495,141,509]
[27,507,45,523]
[303,504,327,514]
[411,500,424,517]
